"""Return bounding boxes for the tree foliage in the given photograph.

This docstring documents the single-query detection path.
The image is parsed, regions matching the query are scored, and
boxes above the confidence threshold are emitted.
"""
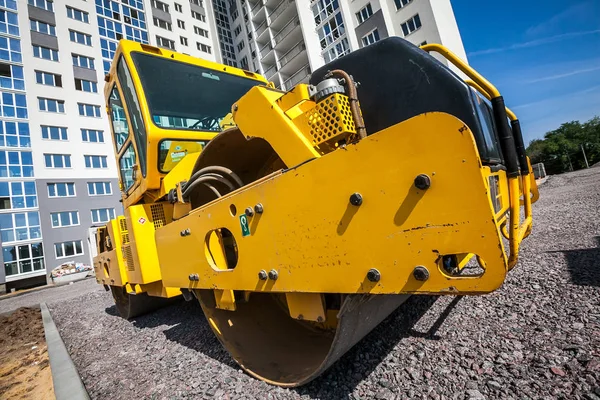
[526,116,600,174]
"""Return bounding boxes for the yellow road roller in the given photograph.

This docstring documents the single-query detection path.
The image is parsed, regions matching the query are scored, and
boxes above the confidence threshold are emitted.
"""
[93,38,538,386]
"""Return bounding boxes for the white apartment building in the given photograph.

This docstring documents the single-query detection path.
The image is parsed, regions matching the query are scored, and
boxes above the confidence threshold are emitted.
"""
[223,0,467,89]
[0,0,466,292]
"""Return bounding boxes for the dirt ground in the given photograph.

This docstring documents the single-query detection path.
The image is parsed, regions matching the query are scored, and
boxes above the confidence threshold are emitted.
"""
[0,307,55,400]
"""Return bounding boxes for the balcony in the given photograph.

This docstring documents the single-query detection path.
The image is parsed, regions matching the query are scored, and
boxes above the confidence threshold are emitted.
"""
[255,19,268,36]
[283,64,310,89]
[269,0,293,24]
[263,64,277,79]
[250,0,263,13]
[279,41,305,68]
[259,41,273,58]
[274,16,299,44]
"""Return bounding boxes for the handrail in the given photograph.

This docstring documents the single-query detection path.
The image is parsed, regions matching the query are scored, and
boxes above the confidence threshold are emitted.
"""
[421,43,532,271]
[465,80,517,121]
[421,43,500,99]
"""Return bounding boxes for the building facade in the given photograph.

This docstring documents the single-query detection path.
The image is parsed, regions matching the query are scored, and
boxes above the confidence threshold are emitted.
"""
[0,0,466,292]
[224,0,467,89]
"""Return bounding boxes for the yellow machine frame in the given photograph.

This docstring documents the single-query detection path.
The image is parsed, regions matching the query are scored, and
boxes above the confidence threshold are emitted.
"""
[94,40,536,313]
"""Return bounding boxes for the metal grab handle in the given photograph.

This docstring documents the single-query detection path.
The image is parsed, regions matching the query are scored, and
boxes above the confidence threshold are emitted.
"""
[420,43,529,271]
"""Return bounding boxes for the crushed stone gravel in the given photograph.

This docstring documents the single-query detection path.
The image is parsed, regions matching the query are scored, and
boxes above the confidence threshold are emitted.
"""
[49,168,600,399]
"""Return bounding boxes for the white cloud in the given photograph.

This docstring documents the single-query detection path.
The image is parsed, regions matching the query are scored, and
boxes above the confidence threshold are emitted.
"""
[467,30,600,57]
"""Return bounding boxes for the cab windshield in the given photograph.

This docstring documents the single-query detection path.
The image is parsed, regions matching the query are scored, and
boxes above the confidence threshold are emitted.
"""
[130,52,264,132]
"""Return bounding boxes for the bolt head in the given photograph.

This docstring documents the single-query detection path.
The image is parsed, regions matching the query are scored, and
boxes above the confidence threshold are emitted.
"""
[268,269,278,280]
[254,203,264,214]
[413,266,430,281]
[258,270,268,280]
[349,192,363,206]
[245,207,255,217]
[367,268,381,282]
[414,174,431,190]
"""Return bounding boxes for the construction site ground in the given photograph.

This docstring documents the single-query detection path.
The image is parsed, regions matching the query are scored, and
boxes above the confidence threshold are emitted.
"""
[0,167,598,399]
[0,307,55,400]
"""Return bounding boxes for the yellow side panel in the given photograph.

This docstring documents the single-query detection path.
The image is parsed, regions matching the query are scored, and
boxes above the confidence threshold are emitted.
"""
[93,218,128,286]
[156,112,508,295]
[158,152,200,198]
[126,203,173,284]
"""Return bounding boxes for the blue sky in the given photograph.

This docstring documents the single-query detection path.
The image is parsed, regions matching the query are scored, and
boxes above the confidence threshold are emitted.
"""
[452,0,600,144]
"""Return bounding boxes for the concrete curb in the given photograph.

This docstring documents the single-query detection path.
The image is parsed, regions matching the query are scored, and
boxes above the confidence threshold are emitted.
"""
[40,303,90,400]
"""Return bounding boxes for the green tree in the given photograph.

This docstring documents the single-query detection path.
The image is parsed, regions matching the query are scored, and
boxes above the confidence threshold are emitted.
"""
[526,116,600,174]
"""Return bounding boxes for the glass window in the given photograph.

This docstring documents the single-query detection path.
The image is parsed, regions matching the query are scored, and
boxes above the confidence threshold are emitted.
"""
[119,143,136,190]
[54,240,84,258]
[84,155,108,169]
[30,19,56,36]
[394,0,412,10]
[32,45,59,61]
[50,211,79,227]
[41,126,68,141]
[81,129,104,143]
[66,6,89,23]
[27,0,53,12]
[158,140,207,173]
[3,241,44,277]
[47,182,76,197]
[72,54,94,69]
[44,154,71,168]
[69,30,92,46]
[117,57,147,177]
[91,208,115,224]
[0,212,41,245]
[470,90,502,163]
[38,98,65,113]
[108,86,128,151]
[78,103,101,117]
[0,9,19,36]
[362,29,380,46]
[87,181,112,196]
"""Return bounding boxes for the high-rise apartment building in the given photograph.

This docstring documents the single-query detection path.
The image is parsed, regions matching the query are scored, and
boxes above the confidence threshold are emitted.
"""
[0,0,466,293]
[224,0,467,89]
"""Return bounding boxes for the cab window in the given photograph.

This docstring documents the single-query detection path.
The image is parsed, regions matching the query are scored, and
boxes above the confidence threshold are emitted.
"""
[158,140,208,173]
[116,57,147,178]
[108,86,128,152]
[119,143,137,191]
[470,89,503,164]
[130,51,263,132]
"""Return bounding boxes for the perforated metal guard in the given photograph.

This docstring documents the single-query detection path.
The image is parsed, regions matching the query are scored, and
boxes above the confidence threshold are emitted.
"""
[118,217,134,272]
[150,204,167,229]
[296,93,356,151]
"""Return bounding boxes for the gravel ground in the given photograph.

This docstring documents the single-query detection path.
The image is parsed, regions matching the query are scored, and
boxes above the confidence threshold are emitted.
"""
[0,278,101,315]
[49,168,600,400]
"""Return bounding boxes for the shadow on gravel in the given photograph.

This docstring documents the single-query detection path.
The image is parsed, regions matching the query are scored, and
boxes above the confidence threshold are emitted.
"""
[102,293,460,396]
[554,237,600,287]
[295,295,461,399]
[105,305,118,316]
[124,299,238,368]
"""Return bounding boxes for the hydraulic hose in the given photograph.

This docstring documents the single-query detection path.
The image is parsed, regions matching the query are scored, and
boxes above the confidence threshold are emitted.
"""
[328,69,367,140]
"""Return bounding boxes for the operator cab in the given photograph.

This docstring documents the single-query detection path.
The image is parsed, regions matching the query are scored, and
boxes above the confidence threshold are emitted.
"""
[105,41,268,207]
